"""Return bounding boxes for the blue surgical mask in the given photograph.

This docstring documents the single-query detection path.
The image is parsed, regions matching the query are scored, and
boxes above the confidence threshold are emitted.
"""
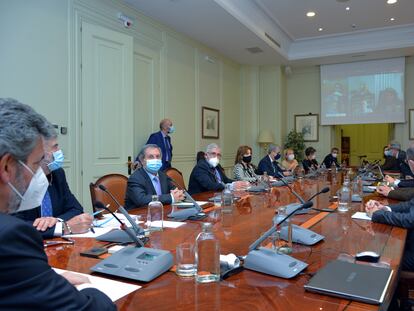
[146,159,162,173]
[47,149,64,171]
[384,150,392,157]
[168,125,175,134]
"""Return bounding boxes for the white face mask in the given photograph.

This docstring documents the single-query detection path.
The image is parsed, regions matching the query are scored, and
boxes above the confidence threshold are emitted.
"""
[8,161,49,213]
[332,153,338,158]
[207,157,219,168]
[287,154,295,161]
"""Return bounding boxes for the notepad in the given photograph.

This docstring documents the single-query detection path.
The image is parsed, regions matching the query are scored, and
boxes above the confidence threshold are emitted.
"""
[351,212,372,221]
[53,268,141,301]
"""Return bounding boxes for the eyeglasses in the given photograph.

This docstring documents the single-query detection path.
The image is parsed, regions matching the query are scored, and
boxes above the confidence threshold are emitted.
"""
[208,152,222,158]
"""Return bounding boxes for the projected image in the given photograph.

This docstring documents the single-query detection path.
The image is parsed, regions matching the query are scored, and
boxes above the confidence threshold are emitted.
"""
[321,58,405,125]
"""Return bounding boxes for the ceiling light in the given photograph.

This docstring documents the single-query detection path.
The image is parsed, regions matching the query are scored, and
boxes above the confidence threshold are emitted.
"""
[345,6,350,11]
[390,17,395,21]
[306,11,316,17]
[318,27,323,32]
[387,0,397,4]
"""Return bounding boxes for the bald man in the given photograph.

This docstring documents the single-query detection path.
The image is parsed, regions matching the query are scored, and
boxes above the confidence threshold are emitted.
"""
[141,119,174,171]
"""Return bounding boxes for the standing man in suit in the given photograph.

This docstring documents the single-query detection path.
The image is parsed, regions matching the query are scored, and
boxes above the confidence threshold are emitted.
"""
[125,144,184,209]
[143,118,174,171]
[256,144,290,178]
[14,134,93,238]
[0,98,115,310]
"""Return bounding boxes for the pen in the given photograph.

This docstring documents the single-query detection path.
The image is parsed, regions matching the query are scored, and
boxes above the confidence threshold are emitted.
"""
[44,240,74,248]
[90,226,95,234]
[92,210,103,217]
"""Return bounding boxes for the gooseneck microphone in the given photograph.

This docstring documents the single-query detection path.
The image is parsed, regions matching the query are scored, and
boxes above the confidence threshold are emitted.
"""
[97,184,144,235]
[248,201,313,252]
[94,201,144,247]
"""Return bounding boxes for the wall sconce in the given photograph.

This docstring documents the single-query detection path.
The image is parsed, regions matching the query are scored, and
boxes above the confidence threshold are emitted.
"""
[257,129,274,152]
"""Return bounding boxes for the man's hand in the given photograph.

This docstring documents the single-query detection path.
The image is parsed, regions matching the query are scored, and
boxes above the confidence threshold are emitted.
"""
[61,271,90,286]
[66,213,93,234]
[171,189,185,202]
[283,171,291,176]
[384,175,395,184]
[33,217,59,232]
[233,181,250,191]
[365,200,385,217]
[377,185,392,197]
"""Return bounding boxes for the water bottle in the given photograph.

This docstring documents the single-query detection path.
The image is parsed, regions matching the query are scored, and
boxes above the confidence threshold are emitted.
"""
[331,162,337,174]
[273,206,292,254]
[262,171,270,191]
[195,222,220,283]
[222,184,233,207]
[147,195,163,232]
[338,180,351,212]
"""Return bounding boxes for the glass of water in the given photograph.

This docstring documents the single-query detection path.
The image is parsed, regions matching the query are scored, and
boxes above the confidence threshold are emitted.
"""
[176,242,196,277]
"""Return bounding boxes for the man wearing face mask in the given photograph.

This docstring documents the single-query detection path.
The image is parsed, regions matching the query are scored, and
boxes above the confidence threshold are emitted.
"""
[125,144,184,209]
[14,134,93,238]
[322,147,340,169]
[141,118,175,171]
[189,143,246,195]
[256,144,290,178]
[0,99,115,310]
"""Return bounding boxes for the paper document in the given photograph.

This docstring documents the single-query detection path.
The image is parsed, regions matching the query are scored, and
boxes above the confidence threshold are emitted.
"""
[146,220,185,228]
[93,213,140,229]
[173,201,209,207]
[53,268,140,301]
[351,212,372,221]
[63,227,114,238]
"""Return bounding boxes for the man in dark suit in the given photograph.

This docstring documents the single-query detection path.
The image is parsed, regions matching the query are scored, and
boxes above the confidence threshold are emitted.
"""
[322,147,340,168]
[0,99,115,310]
[256,144,289,178]
[188,143,246,195]
[14,136,93,238]
[141,118,174,171]
[126,144,184,209]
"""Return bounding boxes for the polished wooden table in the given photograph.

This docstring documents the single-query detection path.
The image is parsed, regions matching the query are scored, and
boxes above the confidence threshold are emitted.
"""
[47,172,407,311]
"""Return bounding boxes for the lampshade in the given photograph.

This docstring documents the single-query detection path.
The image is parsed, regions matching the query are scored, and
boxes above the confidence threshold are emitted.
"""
[257,130,274,144]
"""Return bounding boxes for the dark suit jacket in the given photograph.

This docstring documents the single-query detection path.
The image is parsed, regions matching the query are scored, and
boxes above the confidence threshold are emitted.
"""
[302,159,319,174]
[388,187,414,201]
[382,156,400,171]
[14,168,83,239]
[398,179,414,188]
[125,167,174,209]
[143,131,173,171]
[188,159,233,195]
[0,213,115,311]
[372,199,414,270]
[322,154,340,168]
[256,155,284,178]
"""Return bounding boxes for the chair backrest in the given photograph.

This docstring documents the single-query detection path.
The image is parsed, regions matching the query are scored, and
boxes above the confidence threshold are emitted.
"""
[165,167,186,190]
[90,173,128,213]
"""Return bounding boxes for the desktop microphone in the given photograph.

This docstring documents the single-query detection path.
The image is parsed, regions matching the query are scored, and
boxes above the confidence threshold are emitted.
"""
[166,178,206,220]
[243,201,312,278]
[94,201,144,247]
[97,184,144,235]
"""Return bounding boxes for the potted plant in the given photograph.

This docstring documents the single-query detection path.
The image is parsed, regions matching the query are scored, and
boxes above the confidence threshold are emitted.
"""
[284,130,305,162]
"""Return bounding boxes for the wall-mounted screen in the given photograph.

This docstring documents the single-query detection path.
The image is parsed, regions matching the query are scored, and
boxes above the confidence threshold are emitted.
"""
[320,57,405,125]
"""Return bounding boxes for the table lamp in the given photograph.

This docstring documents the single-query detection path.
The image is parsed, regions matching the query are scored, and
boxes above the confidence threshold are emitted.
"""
[257,130,274,152]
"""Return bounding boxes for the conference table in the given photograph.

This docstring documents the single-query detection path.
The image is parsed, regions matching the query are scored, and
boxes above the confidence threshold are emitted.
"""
[47,171,407,311]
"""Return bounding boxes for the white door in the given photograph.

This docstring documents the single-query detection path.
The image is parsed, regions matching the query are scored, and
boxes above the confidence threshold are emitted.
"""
[81,22,133,207]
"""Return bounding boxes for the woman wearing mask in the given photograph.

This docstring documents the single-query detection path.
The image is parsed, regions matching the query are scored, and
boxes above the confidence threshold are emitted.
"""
[281,148,298,171]
[302,146,319,173]
[322,147,340,168]
[233,145,258,182]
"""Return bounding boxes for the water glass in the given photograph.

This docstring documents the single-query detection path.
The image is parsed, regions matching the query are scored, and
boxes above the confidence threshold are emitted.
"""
[176,242,196,277]
[213,193,222,207]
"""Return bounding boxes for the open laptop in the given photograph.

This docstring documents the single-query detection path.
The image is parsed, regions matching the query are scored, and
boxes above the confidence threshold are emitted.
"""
[304,260,393,305]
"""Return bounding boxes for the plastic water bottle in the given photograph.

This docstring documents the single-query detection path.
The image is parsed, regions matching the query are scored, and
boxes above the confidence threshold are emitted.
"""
[222,184,233,207]
[147,195,163,232]
[338,180,351,212]
[195,223,220,283]
[273,206,292,254]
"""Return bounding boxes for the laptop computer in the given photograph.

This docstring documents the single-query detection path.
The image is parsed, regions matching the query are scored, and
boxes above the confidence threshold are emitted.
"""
[304,260,393,305]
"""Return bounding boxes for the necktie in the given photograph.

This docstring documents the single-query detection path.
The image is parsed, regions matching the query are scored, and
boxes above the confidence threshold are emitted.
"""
[214,168,222,183]
[41,190,53,217]
[153,176,162,196]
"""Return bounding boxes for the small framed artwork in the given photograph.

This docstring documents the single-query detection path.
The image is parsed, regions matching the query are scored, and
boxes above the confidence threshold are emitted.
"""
[295,113,319,142]
[409,109,414,140]
[202,106,220,139]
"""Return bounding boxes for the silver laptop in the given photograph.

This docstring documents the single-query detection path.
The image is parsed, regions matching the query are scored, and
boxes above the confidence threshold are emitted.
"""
[304,260,393,305]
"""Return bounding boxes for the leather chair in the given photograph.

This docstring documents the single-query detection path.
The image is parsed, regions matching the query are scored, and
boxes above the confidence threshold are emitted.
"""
[165,167,186,190]
[397,270,414,309]
[90,173,128,213]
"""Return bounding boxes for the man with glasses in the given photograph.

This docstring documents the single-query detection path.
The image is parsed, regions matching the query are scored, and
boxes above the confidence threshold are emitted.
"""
[0,98,115,310]
[188,143,245,194]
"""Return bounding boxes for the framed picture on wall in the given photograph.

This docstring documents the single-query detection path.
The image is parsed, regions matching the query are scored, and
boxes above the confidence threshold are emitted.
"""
[202,106,220,139]
[409,109,414,140]
[295,113,319,142]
